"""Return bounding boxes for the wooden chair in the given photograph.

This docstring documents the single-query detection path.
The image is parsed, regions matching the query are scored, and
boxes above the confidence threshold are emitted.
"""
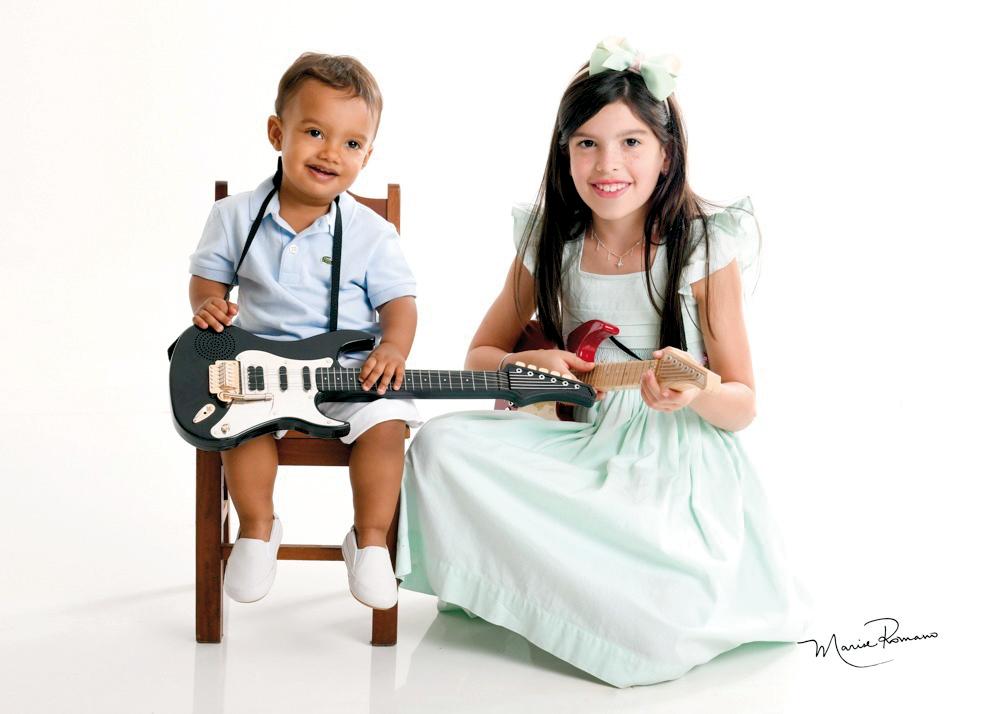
[195,180,405,646]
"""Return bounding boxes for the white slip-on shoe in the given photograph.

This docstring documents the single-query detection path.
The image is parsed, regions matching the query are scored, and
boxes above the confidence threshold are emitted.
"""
[341,528,398,610]
[224,515,283,603]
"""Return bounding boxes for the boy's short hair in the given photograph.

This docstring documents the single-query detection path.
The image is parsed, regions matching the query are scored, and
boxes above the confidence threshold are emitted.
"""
[275,53,383,134]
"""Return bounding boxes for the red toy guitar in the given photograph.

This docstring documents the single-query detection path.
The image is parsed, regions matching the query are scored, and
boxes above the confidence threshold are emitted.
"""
[494,319,721,420]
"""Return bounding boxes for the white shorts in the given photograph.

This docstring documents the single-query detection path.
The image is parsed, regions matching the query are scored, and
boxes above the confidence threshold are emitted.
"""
[273,398,423,445]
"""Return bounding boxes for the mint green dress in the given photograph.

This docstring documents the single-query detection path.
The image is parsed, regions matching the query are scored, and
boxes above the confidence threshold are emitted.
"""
[396,198,814,687]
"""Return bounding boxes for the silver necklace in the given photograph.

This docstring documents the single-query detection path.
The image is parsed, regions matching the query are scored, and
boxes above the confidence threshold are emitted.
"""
[591,227,643,269]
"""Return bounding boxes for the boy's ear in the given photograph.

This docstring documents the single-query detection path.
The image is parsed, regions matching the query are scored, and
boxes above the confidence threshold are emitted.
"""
[266,115,283,150]
[361,144,374,169]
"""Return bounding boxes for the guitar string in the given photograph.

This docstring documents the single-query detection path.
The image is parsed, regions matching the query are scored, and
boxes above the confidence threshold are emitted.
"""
[216,364,688,391]
[208,369,586,393]
[218,369,583,384]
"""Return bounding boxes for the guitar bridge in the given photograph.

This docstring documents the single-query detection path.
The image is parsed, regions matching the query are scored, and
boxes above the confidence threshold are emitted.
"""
[208,360,242,403]
[209,360,273,404]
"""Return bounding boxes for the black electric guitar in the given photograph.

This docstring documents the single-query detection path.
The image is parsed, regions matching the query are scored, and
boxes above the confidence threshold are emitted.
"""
[168,325,596,451]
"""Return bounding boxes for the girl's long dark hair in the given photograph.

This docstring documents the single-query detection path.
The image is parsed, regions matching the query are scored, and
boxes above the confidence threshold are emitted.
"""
[516,66,739,353]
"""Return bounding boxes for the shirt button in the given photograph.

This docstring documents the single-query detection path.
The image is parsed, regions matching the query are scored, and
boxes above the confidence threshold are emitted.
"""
[288,245,298,255]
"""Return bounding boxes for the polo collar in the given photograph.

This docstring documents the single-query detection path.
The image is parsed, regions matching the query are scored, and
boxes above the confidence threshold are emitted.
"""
[248,173,353,235]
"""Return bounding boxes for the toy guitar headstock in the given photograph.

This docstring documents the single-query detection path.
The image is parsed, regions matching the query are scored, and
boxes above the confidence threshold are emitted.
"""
[500,361,596,407]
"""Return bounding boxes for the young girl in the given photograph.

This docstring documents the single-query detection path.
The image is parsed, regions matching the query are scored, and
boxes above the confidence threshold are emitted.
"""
[394,38,813,687]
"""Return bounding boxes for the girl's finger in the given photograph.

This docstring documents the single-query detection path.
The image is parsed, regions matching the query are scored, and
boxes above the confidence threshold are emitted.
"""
[640,377,659,407]
[567,353,595,372]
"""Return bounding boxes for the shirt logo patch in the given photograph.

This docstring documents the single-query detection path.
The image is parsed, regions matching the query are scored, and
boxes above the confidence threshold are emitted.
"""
[322,256,334,265]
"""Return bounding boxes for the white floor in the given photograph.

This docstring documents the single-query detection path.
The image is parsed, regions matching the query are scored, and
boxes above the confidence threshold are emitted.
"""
[0,407,990,714]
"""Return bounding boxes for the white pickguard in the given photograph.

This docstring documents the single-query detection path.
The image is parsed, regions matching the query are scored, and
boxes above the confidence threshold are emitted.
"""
[210,350,348,440]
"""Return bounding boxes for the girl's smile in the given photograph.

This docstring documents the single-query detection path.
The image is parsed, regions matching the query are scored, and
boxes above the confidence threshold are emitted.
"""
[590,180,632,198]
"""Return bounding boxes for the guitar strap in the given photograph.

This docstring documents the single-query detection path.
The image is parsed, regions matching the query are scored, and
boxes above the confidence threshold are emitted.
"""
[608,335,643,361]
[226,156,343,331]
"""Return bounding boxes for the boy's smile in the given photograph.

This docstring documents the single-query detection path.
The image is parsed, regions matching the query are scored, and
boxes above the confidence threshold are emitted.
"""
[267,78,377,230]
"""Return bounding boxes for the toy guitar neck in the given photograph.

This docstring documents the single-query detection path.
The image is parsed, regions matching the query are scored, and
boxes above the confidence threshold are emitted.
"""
[168,324,595,451]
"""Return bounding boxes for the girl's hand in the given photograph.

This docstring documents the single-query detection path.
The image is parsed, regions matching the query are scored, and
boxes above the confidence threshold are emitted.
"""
[640,348,700,412]
[508,349,605,401]
[360,342,407,395]
[193,296,238,332]
[509,349,593,380]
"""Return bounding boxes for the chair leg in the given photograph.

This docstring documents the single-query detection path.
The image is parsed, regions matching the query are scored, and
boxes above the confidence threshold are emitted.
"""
[196,449,224,643]
[371,499,401,646]
[221,478,230,576]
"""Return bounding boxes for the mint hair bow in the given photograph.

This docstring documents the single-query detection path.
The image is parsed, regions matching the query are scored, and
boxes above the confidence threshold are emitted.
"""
[588,37,682,102]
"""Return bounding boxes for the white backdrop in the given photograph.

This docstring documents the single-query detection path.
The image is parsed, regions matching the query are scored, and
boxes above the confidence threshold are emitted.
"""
[1,0,997,708]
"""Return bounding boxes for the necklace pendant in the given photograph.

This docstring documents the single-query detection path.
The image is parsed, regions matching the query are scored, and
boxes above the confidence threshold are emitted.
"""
[616,256,624,268]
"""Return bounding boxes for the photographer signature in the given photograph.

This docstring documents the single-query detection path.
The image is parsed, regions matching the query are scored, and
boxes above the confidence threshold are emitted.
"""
[798,617,938,668]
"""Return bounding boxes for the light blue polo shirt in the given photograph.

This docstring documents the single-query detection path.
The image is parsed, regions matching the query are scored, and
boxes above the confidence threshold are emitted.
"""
[189,173,416,356]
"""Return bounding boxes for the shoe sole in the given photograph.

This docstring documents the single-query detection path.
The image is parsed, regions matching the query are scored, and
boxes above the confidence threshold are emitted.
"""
[224,561,278,603]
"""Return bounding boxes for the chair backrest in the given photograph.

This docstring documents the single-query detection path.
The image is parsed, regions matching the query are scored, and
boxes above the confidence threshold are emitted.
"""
[213,180,401,233]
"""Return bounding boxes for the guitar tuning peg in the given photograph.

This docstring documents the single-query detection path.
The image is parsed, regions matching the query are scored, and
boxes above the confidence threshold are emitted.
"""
[550,371,561,378]
[539,367,550,374]
[526,364,538,370]
[514,361,526,367]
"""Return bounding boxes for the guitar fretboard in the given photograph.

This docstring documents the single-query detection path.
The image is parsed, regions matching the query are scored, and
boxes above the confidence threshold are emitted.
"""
[315,368,505,393]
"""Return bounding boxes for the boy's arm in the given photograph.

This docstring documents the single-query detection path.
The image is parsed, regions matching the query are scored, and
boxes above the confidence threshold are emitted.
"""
[359,296,416,394]
[190,275,238,332]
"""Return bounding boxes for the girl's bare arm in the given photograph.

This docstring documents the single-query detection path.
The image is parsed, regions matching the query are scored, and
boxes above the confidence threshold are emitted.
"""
[687,260,757,431]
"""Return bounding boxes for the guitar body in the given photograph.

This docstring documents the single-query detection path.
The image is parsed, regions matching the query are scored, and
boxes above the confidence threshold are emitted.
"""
[169,325,375,451]
[170,324,596,451]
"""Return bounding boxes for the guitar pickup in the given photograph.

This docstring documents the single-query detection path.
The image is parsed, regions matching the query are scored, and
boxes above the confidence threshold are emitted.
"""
[208,359,273,405]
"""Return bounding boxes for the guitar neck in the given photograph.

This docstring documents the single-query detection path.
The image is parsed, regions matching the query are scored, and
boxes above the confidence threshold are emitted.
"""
[579,360,658,391]
[316,367,505,397]
[578,350,720,393]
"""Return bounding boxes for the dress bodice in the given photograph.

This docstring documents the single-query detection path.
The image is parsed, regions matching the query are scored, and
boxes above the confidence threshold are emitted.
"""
[513,197,761,366]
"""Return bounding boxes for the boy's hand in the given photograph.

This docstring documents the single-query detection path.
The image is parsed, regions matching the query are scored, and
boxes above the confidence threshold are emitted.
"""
[193,297,238,332]
[359,342,407,395]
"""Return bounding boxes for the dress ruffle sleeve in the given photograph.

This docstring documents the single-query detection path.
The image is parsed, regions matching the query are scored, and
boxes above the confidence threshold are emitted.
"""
[678,196,761,302]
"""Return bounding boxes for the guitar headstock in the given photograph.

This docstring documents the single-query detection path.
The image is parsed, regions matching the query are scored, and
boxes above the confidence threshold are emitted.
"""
[501,362,596,407]
[655,347,721,393]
